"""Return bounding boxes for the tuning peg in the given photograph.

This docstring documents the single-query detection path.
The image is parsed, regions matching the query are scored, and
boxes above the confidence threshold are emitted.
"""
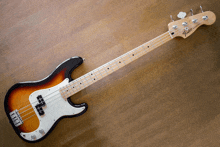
[190,9,193,16]
[170,15,174,22]
[200,6,204,13]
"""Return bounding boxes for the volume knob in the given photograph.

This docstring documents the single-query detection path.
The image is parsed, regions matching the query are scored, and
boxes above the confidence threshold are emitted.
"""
[182,22,187,26]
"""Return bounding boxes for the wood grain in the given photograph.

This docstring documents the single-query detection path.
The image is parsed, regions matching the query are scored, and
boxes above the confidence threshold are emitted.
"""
[0,0,220,146]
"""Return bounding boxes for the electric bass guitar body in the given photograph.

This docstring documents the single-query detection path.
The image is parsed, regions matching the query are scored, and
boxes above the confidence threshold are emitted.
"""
[4,56,88,143]
[4,9,216,143]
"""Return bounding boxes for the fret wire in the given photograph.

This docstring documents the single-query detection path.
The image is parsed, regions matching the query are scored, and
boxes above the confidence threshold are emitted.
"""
[103,65,109,75]
[79,77,86,88]
[109,61,118,71]
[119,56,126,65]
[76,79,83,89]
[73,81,79,90]
[142,45,148,53]
[159,36,164,44]
[83,74,90,86]
[99,64,108,75]
[84,74,93,83]
[108,62,114,72]
[92,70,99,80]
[88,73,95,84]
[134,47,140,58]
[126,52,133,61]
[121,53,130,64]
[114,60,120,69]
[96,68,104,78]
[69,83,75,93]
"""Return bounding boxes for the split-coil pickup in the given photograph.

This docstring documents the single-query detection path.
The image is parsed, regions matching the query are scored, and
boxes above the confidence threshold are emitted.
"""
[35,95,46,116]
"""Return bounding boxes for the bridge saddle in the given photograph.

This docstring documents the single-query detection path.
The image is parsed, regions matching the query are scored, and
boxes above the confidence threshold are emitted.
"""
[9,109,23,127]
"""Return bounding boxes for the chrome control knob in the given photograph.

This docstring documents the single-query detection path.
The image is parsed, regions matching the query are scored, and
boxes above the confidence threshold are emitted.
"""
[182,22,187,26]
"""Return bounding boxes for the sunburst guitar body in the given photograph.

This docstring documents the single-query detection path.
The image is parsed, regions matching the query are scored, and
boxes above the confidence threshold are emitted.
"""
[4,57,88,143]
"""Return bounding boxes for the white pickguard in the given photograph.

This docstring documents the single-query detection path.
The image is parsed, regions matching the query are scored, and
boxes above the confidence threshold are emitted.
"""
[20,78,86,141]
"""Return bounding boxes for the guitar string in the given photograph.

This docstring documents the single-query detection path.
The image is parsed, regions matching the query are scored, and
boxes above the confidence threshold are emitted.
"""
[21,35,173,123]
[18,33,173,122]
[18,31,172,115]
[19,32,172,118]
[18,31,173,112]
[18,32,173,120]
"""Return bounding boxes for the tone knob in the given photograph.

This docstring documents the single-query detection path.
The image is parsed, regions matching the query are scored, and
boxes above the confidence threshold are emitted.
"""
[192,19,198,23]
[182,22,187,26]
[172,25,178,29]
[39,129,45,135]
[31,135,36,140]
[202,16,208,20]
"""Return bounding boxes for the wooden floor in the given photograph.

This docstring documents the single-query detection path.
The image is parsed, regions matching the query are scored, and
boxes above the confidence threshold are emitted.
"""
[1,0,220,146]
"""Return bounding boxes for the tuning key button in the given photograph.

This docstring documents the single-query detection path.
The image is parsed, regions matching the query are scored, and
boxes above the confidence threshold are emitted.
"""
[202,16,208,20]
[172,25,178,29]
[192,19,198,23]
[182,22,187,26]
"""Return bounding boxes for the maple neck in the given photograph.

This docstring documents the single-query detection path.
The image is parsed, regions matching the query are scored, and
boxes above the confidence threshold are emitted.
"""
[60,31,173,100]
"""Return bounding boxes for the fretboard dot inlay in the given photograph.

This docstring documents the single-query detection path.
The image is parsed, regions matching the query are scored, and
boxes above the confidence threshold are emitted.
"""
[119,61,121,63]
[107,68,109,70]
[132,54,134,56]
[148,46,149,48]
[94,78,95,80]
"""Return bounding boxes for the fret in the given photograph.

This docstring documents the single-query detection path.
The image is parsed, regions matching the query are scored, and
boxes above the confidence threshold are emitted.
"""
[78,77,86,88]
[126,52,133,62]
[159,36,164,44]
[85,74,93,83]
[142,45,148,54]
[93,71,99,80]
[76,79,83,89]
[107,62,115,72]
[122,53,131,64]
[149,41,155,50]
[101,65,109,76]
[72,82,78,91]
[88,72,95,83]
[97,67,105,77]
[134,47,140,58]
[69,84,75,93]
[119,56,126,65]
[114,60,120,69]
[83,74,90,86]
[103,65,110,75]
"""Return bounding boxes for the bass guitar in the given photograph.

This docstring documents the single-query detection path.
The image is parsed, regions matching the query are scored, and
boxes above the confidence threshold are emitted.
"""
[4,7,216,142]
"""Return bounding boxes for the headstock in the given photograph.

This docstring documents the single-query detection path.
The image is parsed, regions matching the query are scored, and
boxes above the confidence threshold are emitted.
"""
[168,6,216,39]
